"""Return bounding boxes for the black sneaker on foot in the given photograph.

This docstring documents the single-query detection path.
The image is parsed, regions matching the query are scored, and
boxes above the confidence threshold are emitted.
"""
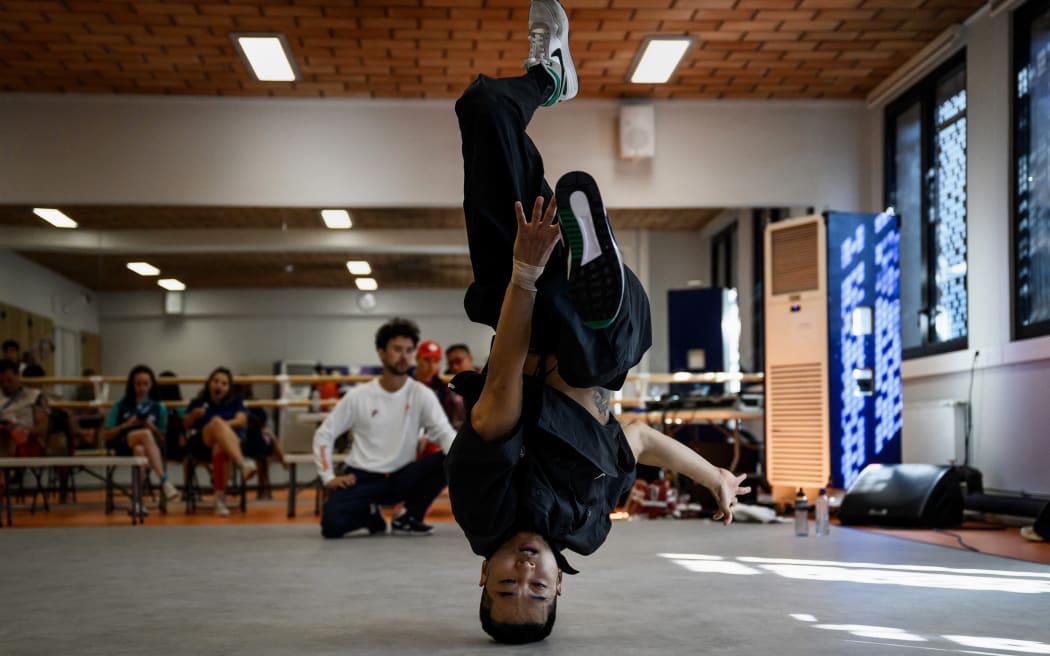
[555,170,625,329]
[391,514,434,536]
[369,506,388,535]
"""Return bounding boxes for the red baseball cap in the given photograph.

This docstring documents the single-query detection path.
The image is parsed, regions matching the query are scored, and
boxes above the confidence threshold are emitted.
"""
[417,340,442,361]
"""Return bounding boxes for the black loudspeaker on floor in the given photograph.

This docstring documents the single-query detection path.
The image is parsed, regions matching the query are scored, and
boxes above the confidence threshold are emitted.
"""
[838,464,964,528]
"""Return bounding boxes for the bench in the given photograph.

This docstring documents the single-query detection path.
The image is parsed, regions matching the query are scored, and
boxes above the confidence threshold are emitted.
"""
[0,456,150,527]
[282,452,349,519]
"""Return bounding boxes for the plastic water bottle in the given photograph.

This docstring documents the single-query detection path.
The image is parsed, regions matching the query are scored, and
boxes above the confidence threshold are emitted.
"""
[815,488,830,536]
[794,488,809,537]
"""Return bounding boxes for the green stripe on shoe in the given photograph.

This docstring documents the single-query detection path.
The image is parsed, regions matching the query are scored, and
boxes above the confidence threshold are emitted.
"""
[543,65,562,107]
[558,208,584,262]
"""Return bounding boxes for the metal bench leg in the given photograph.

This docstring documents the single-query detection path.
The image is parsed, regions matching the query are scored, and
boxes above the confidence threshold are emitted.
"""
[131,464,142,525]
[287,463,297,518]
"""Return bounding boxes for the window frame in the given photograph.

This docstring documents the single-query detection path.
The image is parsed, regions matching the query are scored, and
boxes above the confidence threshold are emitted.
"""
[1012,0,1050,341]
[883,50,969,360]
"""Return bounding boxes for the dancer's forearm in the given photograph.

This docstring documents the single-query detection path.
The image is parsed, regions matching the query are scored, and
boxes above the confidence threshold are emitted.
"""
[471,283,534,441]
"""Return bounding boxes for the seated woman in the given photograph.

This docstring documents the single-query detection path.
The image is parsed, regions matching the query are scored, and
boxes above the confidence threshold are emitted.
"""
[236,382,283,500]
[183,367,257,516]
[102,365,180,507]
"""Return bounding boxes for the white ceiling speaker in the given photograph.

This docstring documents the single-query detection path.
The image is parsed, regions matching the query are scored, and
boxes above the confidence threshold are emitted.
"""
[164,291,184,315]
[619,104,655,160]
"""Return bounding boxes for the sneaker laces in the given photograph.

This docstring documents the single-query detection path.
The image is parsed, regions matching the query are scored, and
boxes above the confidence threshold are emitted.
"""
[524,25,551,69]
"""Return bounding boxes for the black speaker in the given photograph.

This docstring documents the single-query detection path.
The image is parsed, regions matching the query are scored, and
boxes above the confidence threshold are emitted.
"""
[838,464,963,528]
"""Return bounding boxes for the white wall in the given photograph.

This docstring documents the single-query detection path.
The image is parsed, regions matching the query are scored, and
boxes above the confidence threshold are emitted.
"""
[98,288,495,382]
[0,250,99,334]
[862,9,1050,496]
[0,93,867,210]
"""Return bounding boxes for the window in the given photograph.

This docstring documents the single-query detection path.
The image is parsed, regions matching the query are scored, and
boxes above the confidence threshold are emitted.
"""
[1013,0,1050,340]
[885,52,968,359]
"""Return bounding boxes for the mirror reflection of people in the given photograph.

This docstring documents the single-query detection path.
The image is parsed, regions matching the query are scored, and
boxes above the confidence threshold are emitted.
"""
[444,1,749,644]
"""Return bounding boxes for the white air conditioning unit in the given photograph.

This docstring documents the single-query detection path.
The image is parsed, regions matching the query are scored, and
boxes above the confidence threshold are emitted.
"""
[764,216,830,503]
[764,212,904,504]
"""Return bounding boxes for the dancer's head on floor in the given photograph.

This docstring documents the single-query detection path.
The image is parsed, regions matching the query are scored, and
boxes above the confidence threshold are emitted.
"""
[479,531,562,644]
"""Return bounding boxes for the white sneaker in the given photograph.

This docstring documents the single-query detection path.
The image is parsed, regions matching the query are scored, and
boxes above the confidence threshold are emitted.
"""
[241,459,258,481]
[1020,525,1045,542]
[214,498,231,517]
[162,480,180,501]
[523,0,577,106]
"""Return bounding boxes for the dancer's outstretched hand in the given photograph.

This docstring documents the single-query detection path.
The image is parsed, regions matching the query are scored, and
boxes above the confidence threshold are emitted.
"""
[513,197,561,268]
[711,469,752,526]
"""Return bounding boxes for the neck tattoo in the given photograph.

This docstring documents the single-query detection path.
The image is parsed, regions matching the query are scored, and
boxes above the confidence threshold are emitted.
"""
[593,387,611,420]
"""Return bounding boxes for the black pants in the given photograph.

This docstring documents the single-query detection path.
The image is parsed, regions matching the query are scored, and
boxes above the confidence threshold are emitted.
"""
[320,452,446,538]
[455,70,652,391]
[1036,501,1050,540]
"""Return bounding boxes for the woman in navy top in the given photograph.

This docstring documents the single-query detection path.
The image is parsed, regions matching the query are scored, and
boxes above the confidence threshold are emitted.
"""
[183,366,257,516]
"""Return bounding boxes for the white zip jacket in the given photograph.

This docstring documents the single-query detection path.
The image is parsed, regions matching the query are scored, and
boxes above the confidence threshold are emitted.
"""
[312,378,457,485]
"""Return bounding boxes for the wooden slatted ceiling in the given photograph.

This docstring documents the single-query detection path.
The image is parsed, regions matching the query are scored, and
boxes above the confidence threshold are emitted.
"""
[3,205,725,290]
[18,251,477,290]
[0,205,725,230]
[0,0,985,100]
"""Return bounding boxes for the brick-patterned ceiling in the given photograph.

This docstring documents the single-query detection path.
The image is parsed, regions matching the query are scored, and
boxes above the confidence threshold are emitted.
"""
[0,0,984,100]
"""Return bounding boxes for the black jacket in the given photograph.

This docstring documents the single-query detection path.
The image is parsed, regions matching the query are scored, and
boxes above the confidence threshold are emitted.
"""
[444,372,636,573]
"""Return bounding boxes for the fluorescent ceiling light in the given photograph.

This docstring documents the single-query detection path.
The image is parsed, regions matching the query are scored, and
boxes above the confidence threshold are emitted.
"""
[232,34,298,82]
[355,277,378,291]
[629,37,695,84]
[346,260,372,275]
[157,278,186,291]
[126,261,160,276]
[32,208,78,229]
[321,209,353,229]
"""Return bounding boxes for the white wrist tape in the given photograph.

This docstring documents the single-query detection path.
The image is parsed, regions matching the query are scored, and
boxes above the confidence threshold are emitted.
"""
[511,258,544,292]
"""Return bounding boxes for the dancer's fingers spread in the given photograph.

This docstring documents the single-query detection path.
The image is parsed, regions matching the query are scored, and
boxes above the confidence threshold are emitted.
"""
[543,200,557,225]
[515,201,527,227]
[532,196,545,223]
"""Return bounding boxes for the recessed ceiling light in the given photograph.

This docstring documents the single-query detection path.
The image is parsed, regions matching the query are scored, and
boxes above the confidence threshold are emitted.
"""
[346,260,372,276]
[628,36,695,84]
[126,262,160,277]
[32,208,78,229]
[321,209,353,229]
[355,277,378,291]
[157,278,186,291]
[231,33,299,82]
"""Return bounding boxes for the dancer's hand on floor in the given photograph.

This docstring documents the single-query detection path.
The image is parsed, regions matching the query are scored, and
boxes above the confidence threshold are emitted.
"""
[513,196,560,268]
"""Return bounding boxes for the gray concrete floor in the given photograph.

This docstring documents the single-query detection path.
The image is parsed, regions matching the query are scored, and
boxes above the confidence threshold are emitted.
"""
[2,520,1048,655]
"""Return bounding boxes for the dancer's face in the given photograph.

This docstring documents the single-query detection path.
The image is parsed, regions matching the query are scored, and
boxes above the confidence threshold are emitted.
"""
[378,336,415,377]
[480,532,562,625]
